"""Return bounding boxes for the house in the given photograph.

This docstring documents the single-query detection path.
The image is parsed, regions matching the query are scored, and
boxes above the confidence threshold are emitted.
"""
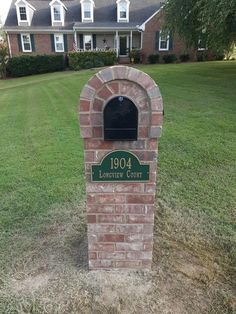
[3,0,192,62]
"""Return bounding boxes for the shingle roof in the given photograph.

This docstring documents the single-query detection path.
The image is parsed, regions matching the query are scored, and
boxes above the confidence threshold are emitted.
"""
[4,0,165,30]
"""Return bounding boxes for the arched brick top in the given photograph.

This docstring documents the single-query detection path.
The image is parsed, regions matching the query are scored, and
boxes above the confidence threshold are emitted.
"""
[79,66,163,139]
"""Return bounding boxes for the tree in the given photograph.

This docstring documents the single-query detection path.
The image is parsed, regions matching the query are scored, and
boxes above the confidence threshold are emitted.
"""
[164,0,236,54]
[0,38,9,79]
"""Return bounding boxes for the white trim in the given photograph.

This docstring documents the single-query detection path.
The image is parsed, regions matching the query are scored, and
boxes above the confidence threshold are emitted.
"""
[139,6,164,31]
[80,0,94,23]
[54,33,64,52]
[49,0,67,11]
[83,34,93,50]
[6,33,12,57]
[159,30,169,51]
[21,33,32,52]
[50,4,64,25]
[116,0,130,23]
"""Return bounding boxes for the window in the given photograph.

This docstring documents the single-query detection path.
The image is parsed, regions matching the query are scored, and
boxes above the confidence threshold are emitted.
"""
[19,6,27,21]
[119,3,127,19]
[84,35,92,50]
[53,5,61,21]
[54,34,64,52]
[198,38,207,51]
[21,34,32,52]
[159,31,169,51]
[84,3,91,18]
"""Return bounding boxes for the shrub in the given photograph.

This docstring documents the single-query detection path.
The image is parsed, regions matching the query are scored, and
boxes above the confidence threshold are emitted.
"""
[179,54,190,62]
[197,51,208,62]
[129,49,142,64]
[68,51,117,70]
[162,54,177,64]
[148,54,159,64]
[7,54,65,77]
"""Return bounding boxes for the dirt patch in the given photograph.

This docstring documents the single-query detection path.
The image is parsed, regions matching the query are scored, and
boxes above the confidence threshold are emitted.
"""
[12,273,50,294]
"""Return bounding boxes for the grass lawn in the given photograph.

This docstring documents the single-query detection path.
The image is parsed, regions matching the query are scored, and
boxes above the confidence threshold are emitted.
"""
[0,62,235,313]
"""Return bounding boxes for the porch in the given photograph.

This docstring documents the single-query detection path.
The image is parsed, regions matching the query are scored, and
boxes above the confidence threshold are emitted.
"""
[73,29,143,58]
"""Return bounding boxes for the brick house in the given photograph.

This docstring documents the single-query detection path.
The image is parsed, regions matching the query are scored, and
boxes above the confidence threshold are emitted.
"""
[3,0,192,62]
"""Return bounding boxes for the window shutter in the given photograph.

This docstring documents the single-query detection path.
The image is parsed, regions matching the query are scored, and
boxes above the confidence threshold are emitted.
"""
[30,34,35,52]
[64,34,68,52]
[17,34,22,52]
[92,34,96,50]
[155,31,160,51]
[50,34,55,52]
[169,33,173,50]
[79,34,84,49]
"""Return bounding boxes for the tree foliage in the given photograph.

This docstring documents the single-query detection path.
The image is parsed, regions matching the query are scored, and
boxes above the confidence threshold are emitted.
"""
[0,38,9,79]
[164,0,236,53]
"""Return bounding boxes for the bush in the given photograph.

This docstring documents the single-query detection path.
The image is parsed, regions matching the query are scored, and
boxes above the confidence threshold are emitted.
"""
[129,49,142,64]
[197,51,208,62]
[162,54,177,64]
[68,51,117,70]
[179,54,190,62]
[148,54,159,64]
[0,41,9,79]
[7,54,65,77]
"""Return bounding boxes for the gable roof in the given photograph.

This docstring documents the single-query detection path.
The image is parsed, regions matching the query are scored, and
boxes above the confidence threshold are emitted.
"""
[4,0,165,30]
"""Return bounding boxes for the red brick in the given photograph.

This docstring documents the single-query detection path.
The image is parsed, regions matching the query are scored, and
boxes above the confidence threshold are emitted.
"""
[89,260,115,269]
[139,112,150,125]
[127,214,154,224]
[125,234,143,243]
[144,243,153,251]
[97,214,124,223]
[126,251,152,260]
[142,260,152,268]
[87,204,115,213]
[89,243,115,252]
[126,194,155,204]
[107,82,119,94]
[87,194,126,205]
[80,127,92,138]
[97,86,113,100]
[89,252,97,260]
[115,261,142,268]
[98,252,126,260]
[80,99,90,112]
[116,243,143,251]
[88,224,116,233]
[87,215,96,223]
[91,113,102,125]
[93,97,104,112]
[114,183,144,193]
[143,225,154,234]
[79,114,90,126]
[84,151,94,162]
[136,97,149,111]
[145,184,156,194]
[113,66,128,79]
[116,224,143,234]
[125,205,145,214]
[151,113,163,126]
[84,139,114,150]
[99,234,125,242]
[92,127,103,138]
[146,139,158,150]
[87,75,103,90]
[138,126,149,138]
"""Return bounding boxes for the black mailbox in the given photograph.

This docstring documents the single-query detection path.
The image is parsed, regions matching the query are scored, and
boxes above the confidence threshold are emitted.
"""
[104,96,138,141]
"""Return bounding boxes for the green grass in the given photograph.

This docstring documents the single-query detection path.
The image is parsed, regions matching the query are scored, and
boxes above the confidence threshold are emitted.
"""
[0,62,235,313]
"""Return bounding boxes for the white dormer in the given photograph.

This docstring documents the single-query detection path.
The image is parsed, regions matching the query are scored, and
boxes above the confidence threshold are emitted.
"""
[80,0,94,23]
[116,0,130,23]
[15,0,36,26]
[49,0,67,26]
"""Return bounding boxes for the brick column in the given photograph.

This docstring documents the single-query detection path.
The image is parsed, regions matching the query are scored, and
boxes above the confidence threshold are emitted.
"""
[79,66,163,270]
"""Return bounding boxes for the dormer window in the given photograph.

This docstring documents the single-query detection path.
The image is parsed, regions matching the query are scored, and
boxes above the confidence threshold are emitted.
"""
[49,0,67,26]
[80,0,94,23]
[116,0,130,23]
[19,6,27,21]
[53,5,61,21]
[15,0,36,26]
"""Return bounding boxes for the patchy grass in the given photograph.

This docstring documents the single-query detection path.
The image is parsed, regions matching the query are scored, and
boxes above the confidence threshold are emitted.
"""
[0,62,235,313]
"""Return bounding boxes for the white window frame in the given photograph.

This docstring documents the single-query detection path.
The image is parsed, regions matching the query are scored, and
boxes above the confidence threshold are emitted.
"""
[159,30,170,51]
[116,0,130,23]
[51,5,63,23]
[83,34,93,51]
[81,0,94,22]
[198,39,207,51]
[19,6,27,21]
[54,34,64,52]
[21,34,32,52]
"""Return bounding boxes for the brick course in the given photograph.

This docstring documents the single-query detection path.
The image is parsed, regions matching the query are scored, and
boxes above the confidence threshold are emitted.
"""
[79,66,163,270]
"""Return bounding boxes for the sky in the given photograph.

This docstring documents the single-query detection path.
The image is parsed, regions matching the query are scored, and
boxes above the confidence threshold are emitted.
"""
[0,0,11,24]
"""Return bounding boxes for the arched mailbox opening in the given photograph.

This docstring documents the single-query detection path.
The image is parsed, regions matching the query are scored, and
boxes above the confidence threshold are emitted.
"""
[104,96,138,141]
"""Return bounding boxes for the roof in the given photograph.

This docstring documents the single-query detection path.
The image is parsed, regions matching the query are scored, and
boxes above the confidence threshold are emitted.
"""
[4,0,165,30]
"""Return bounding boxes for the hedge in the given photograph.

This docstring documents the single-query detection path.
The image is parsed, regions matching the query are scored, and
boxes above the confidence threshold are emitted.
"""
[68,51,117,70]
[7,54,65,77]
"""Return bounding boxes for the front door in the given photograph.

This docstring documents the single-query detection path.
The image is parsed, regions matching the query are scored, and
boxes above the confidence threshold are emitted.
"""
[119,36,128,56]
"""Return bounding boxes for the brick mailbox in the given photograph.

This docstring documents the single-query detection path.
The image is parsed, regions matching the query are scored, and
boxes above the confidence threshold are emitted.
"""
[79,66,163,270]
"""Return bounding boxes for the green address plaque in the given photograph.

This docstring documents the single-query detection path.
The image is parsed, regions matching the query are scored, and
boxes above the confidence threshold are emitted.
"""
[91,150,150,182]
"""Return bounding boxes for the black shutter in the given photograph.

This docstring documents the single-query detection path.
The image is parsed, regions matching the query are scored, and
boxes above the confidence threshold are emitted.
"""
[63,34,68,52]
[169,33,173,50]
[92,34,96,50]
[50,34,55,52]
[155,31,160,51]
[17,34,22,52]
[79,34,84,49]
[30,34,35,52]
